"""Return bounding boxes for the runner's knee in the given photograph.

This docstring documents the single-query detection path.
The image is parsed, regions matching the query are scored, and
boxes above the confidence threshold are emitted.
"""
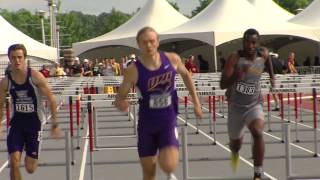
[25,157,38,174]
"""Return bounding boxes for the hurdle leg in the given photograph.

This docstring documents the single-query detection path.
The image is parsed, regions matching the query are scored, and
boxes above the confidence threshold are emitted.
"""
[221,96,225,118]
[181,127,189,180]
[294,93,299,143]
[208,96,213,134]
[133,104,137,135]
[65,131,72,180]
[213,95,217,145]
[299,93,303,122]
[184,96,188,126]
[284,123,292,180]
[287,93,291,123]
[267,94,272,132]
[280,93,285,143]
[312,88,319,157]
[93,107,99,148]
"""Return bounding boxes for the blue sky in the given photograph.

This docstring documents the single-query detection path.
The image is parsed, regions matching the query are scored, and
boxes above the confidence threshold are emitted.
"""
[0,0,199,16]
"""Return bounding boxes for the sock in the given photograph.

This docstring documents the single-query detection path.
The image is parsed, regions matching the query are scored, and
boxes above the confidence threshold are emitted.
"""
[254,166,263,177]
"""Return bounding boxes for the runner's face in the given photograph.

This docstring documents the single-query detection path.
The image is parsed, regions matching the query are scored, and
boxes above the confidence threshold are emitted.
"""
[9,49,26,71]
[138,31,159,56]
[243,34,259,56]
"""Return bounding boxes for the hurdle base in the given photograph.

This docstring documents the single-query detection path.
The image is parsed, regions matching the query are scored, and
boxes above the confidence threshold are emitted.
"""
[288,174,320,180]
[187,176,271,180]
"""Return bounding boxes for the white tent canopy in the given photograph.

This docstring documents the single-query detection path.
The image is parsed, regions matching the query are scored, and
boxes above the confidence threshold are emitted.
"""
[160,0,319,47]
[73,0,189,56]
[0,16,57,61]
[248,0,294,21]
[159,0,319,71]
[289,0,320,27]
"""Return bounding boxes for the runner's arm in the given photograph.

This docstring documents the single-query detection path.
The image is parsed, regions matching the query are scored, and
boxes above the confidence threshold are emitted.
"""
[115,65,137,111]
[220,52,239,89]
[260,47,275,87]
[32,70,58,127]
[0,78,8,130]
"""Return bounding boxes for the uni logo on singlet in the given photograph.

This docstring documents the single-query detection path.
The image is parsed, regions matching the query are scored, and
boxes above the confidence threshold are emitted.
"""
[147,71,172,92]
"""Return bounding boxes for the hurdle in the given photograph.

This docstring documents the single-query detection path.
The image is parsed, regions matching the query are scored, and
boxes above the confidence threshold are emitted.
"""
[271,87,320,153]
[89,99,138,149]
[284,123,320,180]
[181,126,271,180]
[84,96,138,180]
[0,95,73,180]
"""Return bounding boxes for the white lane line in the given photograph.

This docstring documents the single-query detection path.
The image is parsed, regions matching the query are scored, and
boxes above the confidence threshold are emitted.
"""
[0,161,8,173]
[197,99,319,155]
[0,102,63,173]
[177,116,278,180]
[261,128,315,154]
[79,128,89,180]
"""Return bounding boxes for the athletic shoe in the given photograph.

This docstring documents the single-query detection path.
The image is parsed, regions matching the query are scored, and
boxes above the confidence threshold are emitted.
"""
[167,173,178,180]
[230,152,239,172]
[253,173,261,180]
[272,107,279,111]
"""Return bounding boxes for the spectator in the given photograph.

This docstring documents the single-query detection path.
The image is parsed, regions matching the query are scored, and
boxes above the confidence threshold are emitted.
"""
[220,57,226,71]
[51,63,65,77]
[127,54,136,66]
[120,56,128,75]
[39,65,50,78]
[287,52,298,74]
[82,59,93,76]
[303,56,311,66]
[197,54,209,73]
[93,63,103,76]
[314,56,320,66]
[111,57,121,76]
[185,55,198,73]
[269,53,282,111]
[102,59,116,76]
[71,57,83,77]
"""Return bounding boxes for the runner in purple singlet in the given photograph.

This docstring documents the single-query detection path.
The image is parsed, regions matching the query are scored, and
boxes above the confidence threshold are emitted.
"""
[115,27,203,180]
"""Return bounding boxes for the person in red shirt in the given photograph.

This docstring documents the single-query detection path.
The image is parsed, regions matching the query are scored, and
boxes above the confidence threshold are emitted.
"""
[185,55,198,73]
[39,65,50,78]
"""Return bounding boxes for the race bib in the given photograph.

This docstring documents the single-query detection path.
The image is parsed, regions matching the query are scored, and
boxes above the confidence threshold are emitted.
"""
[149,93,172,109]
[15,103,35,113]
[236,82,255,95]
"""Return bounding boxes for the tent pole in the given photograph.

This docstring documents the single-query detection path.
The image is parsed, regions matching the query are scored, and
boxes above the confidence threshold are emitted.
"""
[213,32,218,72]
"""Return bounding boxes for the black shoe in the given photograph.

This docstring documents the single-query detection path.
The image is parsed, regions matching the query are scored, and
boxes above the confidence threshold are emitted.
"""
[253,173,261,180]
[272,107,279,111]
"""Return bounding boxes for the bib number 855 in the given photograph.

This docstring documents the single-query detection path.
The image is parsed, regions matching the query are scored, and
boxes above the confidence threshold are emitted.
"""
[149,94,172,109]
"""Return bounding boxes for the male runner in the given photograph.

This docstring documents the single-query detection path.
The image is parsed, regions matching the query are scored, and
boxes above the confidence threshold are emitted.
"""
[0,44,61,180]
[220,29,274,180]
[115,27,203,180]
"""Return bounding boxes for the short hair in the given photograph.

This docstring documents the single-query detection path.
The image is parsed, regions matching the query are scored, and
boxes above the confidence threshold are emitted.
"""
[243,28,260,40]
[136,26,159,43]
[8,44,27,58]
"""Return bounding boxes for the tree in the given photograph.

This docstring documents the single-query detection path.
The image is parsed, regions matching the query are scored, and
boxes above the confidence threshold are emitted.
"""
[168,0,180,11]
[191,0,213,17]
[273,0,313,14]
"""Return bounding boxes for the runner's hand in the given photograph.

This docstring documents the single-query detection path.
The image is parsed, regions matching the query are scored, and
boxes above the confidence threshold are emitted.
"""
[270,78,275,88]
[194,104,203,121]
[51,125,62,138]
[114,99,129,112]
